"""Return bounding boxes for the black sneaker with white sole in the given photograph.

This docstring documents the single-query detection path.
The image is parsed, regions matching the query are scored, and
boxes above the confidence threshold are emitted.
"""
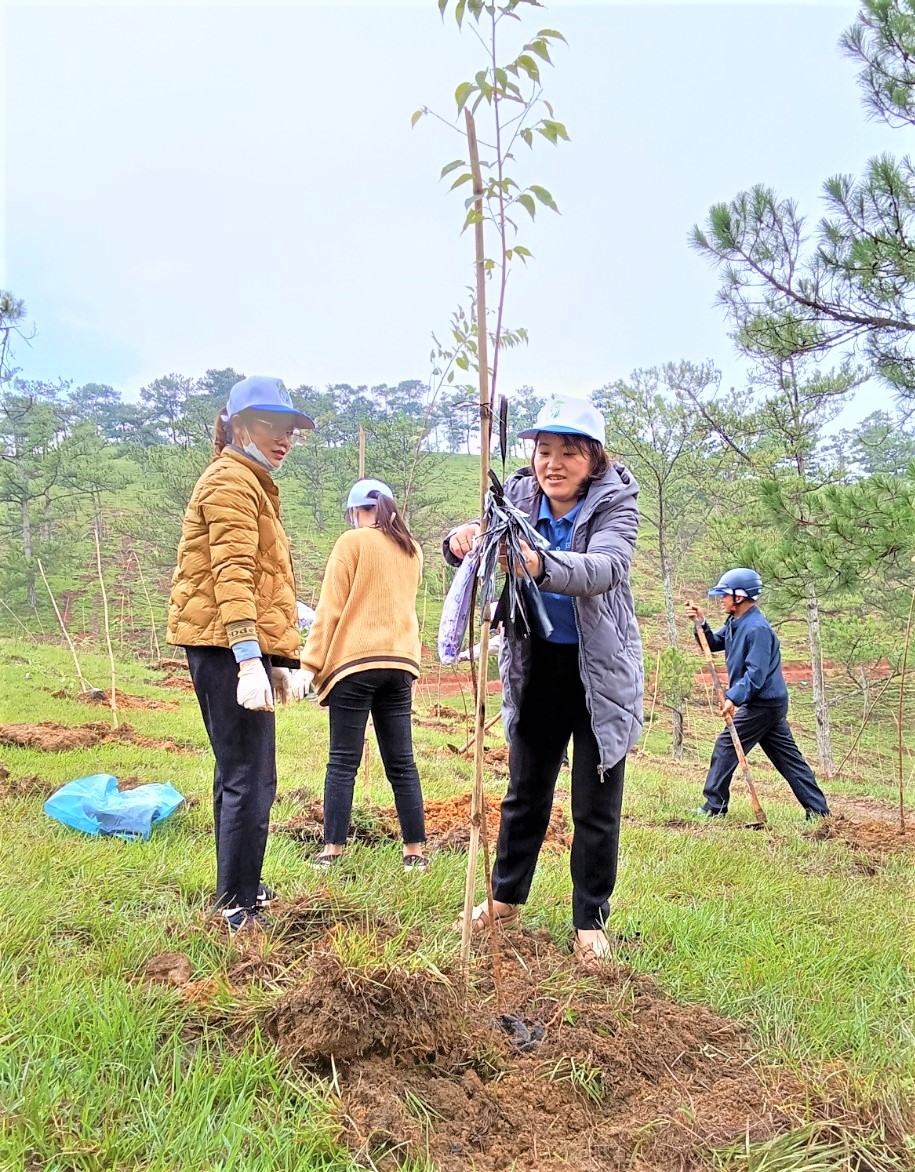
[256,884,275,907]
[223,906,271,934]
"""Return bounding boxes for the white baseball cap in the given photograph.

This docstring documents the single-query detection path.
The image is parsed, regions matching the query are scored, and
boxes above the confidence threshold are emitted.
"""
[346,478,395,510]
[517,395,606,445]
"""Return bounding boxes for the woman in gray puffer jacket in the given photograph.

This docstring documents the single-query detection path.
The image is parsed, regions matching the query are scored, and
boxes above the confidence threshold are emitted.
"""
[445,395,643,969]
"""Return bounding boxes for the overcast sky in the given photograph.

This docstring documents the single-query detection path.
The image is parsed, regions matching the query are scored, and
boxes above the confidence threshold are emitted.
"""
[3,0,902,428]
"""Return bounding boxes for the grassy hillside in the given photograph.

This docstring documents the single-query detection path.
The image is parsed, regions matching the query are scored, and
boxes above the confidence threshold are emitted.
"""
[0,641,913,1170]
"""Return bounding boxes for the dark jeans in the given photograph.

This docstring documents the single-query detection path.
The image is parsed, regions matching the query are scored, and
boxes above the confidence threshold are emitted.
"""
[703,701,830,815]
[186,646,277,909]
[323,669,425,846]
[494,639,626,931]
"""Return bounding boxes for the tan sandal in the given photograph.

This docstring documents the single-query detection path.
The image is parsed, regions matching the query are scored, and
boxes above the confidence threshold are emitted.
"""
[451,901,520,934]
[572,930,613,972]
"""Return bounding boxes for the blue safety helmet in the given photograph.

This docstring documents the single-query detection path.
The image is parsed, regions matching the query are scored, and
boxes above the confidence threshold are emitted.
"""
[708,568,763,600]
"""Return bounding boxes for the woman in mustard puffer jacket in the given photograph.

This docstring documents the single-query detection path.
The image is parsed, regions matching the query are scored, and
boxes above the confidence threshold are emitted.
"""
[167,376,314,933]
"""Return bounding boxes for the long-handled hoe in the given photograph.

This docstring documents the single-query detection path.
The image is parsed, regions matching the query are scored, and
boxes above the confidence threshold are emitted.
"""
[690,611,767,828]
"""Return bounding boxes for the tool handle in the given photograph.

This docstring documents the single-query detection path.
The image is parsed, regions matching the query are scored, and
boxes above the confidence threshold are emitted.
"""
[692,618,767,826]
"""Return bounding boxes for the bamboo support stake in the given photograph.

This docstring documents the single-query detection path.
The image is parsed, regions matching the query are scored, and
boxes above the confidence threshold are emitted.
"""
[896,585,915,832]
[94,527,119,729]
[454,711,501,756]
[37,558,93,693]
[459,109,501,1001]
[362,717,373,805]
[0,597,38,643]
[131,552,162,663]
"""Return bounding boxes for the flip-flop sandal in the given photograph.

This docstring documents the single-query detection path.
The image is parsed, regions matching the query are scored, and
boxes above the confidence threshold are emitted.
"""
[403,854,431,872]
[451,901,520,933]
[310,852,341,870]
[572,931,614,973]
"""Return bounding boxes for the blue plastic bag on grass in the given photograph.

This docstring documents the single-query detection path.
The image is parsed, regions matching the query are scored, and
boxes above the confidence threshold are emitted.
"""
[43,774,184,841]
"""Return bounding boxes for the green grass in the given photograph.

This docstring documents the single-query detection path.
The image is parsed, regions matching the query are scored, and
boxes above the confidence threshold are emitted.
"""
[1,639,913,1170]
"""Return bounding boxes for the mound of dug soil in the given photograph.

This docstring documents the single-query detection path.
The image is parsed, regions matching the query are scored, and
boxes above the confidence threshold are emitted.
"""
[59,689,180,712]
[0,763,57,798]
[198,920,818,1171]
[0,721,199,755]
[806,812,915,855]
[420,792,570,852]
[266,951,463,1063]
[274,793,570,853]
[333,932,810,1171]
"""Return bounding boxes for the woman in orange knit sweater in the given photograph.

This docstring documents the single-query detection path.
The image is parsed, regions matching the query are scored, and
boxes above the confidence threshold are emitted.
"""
[301,478,428,870]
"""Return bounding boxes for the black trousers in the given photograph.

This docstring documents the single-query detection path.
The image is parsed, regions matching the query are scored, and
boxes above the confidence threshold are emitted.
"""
[323,669,425,846]
[494,639,626,931]
[186,646,277,910]
[703,701,830,815]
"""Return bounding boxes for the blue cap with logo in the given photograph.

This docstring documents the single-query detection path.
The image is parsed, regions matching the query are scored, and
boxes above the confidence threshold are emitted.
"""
[346,478,395,510]
[223,376,315,431]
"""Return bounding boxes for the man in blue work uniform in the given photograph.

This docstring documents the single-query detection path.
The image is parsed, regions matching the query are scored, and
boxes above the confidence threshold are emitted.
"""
[685,568,830,819]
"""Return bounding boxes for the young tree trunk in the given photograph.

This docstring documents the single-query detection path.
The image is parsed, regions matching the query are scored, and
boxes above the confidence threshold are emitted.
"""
[21,497,37,609]
[805,585,834,778]
[40,491,52,545]
[658,532,684,760]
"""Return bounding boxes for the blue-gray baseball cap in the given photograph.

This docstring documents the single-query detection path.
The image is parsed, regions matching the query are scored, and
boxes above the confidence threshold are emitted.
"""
[222,376,315,430]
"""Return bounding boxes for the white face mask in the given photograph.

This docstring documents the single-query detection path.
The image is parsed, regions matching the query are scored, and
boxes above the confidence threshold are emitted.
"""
[239,441,275,473]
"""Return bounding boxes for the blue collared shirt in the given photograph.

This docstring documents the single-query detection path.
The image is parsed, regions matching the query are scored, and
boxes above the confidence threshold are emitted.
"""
[535,496,582,644]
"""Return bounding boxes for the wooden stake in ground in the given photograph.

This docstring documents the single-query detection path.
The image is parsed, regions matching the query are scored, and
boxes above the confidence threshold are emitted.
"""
[131,552,162,663]
[643,650,662,746]
[362,718,372,805]
[896,584,915,832]
[459,109,501,1000]
[94,527,119,729]
[37,558,94,694]
[452,711,501,756]
[691,616,767,827]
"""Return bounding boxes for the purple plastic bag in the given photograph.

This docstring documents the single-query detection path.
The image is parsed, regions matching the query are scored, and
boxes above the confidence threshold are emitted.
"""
[437,545,481,665]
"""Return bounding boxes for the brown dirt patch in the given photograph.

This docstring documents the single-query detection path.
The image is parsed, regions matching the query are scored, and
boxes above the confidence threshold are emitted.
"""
[0,763,57,798]
[0,721,199,755]
[806,812,915,855]
[143,951,193,987]
[155,658,188,671]
[61,688,179,711]
[426,676,502,699]
[273,793,570,853]
[832,794,909,824]
[274,800,400,846]
[161,674,196,692]
[420,792,569,852]
[275,793,569,853]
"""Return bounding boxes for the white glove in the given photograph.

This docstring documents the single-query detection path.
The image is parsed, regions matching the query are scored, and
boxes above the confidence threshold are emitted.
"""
[271,666,309,704]
[289,669,313,701]
[237,658,274,711]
